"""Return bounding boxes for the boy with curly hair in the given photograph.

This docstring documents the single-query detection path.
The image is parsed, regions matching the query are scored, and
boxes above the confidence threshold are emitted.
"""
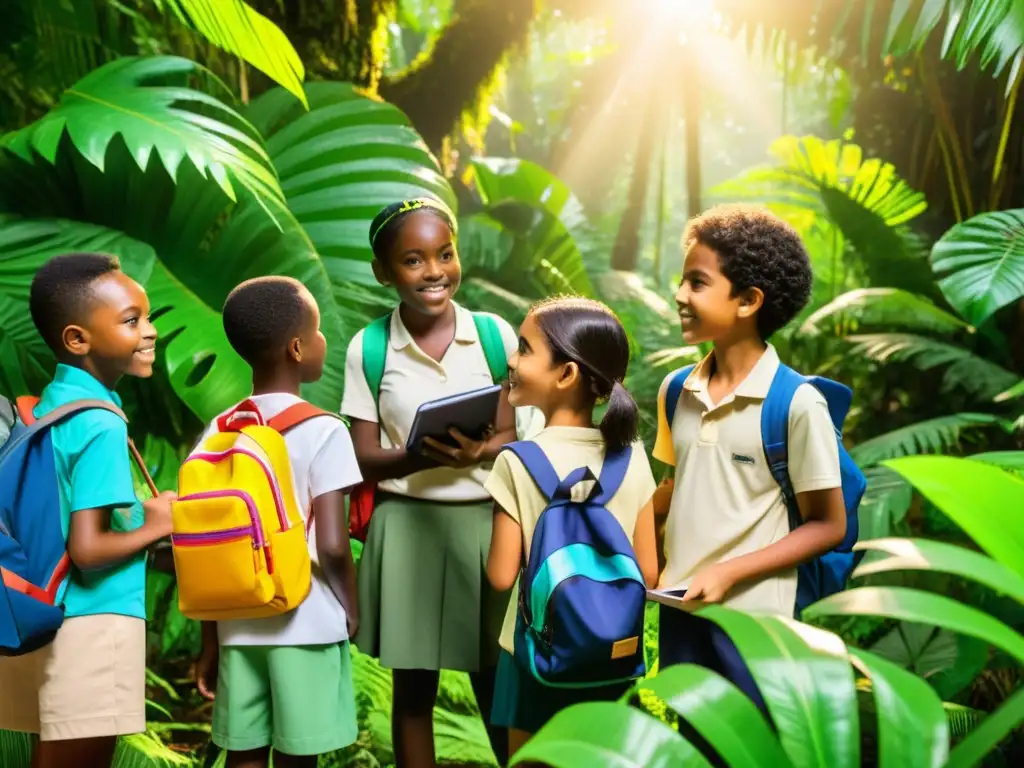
[652,206,847,710]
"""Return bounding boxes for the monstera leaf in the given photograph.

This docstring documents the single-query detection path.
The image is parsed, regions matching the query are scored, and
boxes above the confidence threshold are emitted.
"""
[1,56,287,223]
[931,209,1024,328]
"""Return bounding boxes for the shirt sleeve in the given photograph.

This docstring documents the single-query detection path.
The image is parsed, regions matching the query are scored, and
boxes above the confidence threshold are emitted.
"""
[787,384,842,495]
[484,451,521,524]
[67,412,138,513]
[651,371,677,466]
[340,330,377,423]
[310,420,363,499]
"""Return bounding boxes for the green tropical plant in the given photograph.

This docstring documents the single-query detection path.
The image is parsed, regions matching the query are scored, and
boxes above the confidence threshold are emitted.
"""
[507,454,1024,767]
[11,0,306,104]
[0,59,454,425]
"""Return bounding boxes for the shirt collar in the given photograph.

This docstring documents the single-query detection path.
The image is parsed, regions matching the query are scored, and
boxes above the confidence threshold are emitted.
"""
[51,363,123,407]
[684,344,780,401]
[388,301,477,350]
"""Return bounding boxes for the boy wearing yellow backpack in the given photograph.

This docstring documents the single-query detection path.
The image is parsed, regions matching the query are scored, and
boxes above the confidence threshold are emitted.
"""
[186,277,361,768]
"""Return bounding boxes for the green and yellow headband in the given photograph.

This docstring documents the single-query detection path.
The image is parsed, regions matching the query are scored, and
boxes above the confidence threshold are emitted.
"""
[368,198,458,249]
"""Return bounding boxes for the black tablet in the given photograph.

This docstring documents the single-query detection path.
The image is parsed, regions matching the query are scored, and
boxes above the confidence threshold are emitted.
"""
[406,384,503,453]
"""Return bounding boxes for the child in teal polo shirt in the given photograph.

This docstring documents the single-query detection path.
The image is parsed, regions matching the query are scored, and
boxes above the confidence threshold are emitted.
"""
[0,253,176,768]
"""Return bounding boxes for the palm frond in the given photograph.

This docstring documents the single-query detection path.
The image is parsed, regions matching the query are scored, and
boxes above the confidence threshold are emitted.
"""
[801,288,971,336]
[850,413,1010,467]
[846,333,1020,402]
[711,135,934,298]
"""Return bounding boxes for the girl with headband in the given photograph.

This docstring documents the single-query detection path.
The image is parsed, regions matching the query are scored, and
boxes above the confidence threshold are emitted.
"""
[341,198,517,767]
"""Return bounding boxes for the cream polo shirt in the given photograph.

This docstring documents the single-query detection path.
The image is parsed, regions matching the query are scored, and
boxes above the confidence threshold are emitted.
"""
[653,344,841,616]
[485,427,657,653]
[341,302,521,502]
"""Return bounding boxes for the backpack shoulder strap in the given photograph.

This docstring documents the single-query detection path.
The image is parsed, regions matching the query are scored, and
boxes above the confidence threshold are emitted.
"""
[590,446,632,506]
[502,441,560,502]
[268,402,337,434]
[760,364,805,518]
[665,365,696,426]
[472,312,509,383]
[361,315,392,403]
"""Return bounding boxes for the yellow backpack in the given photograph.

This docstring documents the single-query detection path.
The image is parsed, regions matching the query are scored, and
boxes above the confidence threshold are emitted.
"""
[171,400,332,621]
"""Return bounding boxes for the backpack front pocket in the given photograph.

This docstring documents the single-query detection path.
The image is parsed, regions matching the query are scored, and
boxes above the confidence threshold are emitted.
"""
[171,491,276,619]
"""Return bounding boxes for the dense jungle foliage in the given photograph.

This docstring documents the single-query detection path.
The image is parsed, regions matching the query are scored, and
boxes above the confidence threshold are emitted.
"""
[1,1,1023,766]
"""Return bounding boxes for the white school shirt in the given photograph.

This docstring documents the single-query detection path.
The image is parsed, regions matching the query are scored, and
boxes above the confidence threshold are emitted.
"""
[341,302,529,502]
[198,393,363,647]
[653,344,841,615]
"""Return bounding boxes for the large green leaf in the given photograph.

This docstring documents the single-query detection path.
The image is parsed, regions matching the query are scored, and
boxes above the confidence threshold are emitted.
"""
[698,607,859,768]
[845,333,1020,401]
[1,56,286,221]
[245,82,456,289]
[711,135,933,297]
[931,209,1024,328]
[847,648,949,768]
[511,701,708,767]
[804,586,1024,663]
[0,217,156,396]
[883,455,1024,579]
[858,466,913,540]
[470,156,595,297]
[161,0,306,107]
[868,622,961,683]
[849,413,1008,467]
[635,665,791,768]
[800,287,971,336]
[853,537,1024,604]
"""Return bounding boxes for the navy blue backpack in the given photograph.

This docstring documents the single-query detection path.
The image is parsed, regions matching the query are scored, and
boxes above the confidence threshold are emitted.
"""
[0,397,130,655]
[665,363,867,614]
[504,441,647,688]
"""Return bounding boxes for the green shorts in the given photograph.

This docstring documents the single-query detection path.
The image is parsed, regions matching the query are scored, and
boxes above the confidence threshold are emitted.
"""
[212,642,357,756]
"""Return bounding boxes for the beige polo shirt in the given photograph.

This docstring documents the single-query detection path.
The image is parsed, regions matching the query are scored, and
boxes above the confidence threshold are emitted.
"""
[485,426,657,652]
[653,344,840,616]
[341,302,520,502]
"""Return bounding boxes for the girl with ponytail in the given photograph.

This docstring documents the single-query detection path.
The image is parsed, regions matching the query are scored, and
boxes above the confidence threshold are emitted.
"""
[483,297,659,750]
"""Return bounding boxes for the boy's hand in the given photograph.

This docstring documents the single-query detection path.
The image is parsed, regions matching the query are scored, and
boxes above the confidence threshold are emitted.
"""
[420,426,492,469]
[143,490,176,538]
[681,561,739,605]
[193,646,218,701]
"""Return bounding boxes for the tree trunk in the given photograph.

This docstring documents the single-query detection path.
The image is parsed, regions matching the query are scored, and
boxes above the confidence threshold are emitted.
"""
[610,93,659,271]
[681,40,702,217]
[380,0,537,153]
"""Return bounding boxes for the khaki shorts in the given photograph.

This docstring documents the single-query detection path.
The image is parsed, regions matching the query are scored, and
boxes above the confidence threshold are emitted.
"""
[0,614,146,741]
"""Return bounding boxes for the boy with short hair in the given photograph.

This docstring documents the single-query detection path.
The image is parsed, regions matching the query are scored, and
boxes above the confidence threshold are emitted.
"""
[192,276,361,768]
[0,253,176,768]
[653,206,847,707]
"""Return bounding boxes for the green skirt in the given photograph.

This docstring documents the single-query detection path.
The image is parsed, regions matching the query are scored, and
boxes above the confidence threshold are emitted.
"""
[354,493,510,672]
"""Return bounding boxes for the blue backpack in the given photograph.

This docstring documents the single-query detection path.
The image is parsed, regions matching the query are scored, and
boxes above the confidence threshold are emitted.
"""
[504,441,647,688]
[665,363,867,614]
[0,397,131,655]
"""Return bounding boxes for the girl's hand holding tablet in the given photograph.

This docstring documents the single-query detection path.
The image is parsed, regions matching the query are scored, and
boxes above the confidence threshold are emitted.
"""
[420,425,494,468]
